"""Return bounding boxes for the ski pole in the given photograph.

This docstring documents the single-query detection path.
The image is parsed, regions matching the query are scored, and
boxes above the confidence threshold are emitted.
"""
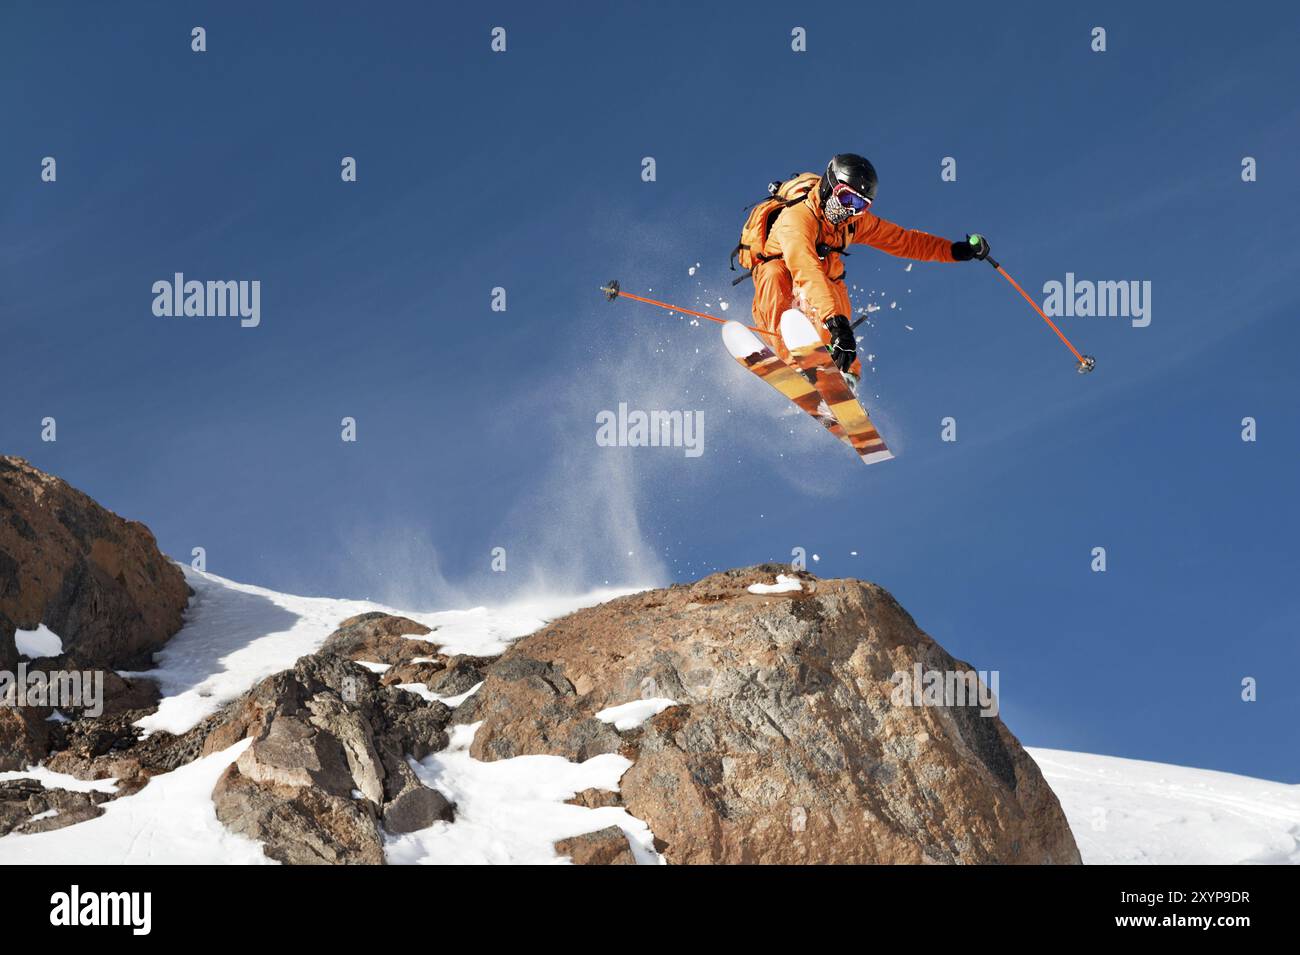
[972,237,1096,375]
[600,279,779,341]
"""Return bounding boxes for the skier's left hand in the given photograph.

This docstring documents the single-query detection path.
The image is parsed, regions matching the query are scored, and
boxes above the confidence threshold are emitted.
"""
[952,233,991,261]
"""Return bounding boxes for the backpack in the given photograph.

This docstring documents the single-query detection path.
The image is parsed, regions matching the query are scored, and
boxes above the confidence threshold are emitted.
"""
[728,173,821,286]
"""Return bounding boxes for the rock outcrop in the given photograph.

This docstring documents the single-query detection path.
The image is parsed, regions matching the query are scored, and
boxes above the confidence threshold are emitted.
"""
[465,565,1081,865]
[209,650,455,865]
[0,456,189,672]
[0,777,113,836]
[554,826,636,865]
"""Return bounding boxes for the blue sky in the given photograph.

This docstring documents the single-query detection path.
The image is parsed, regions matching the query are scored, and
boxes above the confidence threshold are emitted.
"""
[3,2,1298,781]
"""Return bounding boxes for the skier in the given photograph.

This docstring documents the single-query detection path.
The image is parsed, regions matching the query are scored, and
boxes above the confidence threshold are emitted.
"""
[735,153,990,387]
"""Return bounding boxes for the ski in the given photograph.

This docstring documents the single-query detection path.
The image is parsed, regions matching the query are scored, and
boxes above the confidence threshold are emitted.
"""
[779,309,894,465]
[721,321,850,444]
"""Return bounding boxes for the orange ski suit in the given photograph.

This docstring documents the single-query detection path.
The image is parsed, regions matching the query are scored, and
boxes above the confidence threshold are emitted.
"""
[751,174,957,374]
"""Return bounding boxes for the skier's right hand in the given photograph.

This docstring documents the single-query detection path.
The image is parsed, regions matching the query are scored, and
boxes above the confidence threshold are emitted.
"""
[824,314,857,373]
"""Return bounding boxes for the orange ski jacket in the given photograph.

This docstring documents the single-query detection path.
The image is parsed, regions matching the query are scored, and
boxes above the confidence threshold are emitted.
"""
[758,173,956,325]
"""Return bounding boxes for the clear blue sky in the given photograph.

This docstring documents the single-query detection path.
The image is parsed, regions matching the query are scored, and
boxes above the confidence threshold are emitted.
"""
[4,2,1298,781]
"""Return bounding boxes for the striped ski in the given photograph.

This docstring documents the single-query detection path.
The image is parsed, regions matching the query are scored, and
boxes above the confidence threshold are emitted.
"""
[721,321,851,444]
[778,309,894,465]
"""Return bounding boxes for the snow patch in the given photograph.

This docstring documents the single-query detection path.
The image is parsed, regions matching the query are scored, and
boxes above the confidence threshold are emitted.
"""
[1028,748,1300,865]
[0,740,271,864]
[14,624,62,658]
[384,723,663,864]
[595,698,676,731]
[748,574,804,594]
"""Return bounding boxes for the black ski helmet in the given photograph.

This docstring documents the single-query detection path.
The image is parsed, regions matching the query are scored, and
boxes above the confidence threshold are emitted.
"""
[819,153,878,204]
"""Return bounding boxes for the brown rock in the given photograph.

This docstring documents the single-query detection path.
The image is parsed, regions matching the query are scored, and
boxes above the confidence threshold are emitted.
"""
[0,456,190,673]
[0,706,50,771]
[424,655,494,697]
[567,787,623,809]
[467,655,622,762]
[212,763,385,865]
[468,565,1082,865]
[208,653,455,863]
[554,826,637,865]
[320,613,441,666]
[0,778,110,835]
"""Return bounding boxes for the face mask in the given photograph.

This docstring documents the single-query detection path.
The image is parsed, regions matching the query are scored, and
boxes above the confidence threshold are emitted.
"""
[823,192,854,225]
[824,183,871,225]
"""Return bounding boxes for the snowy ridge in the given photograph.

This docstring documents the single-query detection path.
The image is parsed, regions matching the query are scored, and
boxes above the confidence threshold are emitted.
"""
[1028,748,1300,865]
[134,566,642,736]
[1,570,1294,865]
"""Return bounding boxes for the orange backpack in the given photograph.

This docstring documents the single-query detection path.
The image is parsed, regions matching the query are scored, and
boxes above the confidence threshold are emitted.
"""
[729,173,820,286]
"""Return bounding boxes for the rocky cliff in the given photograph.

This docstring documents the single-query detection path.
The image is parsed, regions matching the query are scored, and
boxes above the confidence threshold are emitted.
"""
[0,456,190,772]
[0,456,189,672]
[459,566,1080,864]
[0,459,1080,864]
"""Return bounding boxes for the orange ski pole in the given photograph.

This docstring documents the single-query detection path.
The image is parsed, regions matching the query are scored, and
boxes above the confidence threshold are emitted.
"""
[975,240,1096,375]
[600,279,778,341]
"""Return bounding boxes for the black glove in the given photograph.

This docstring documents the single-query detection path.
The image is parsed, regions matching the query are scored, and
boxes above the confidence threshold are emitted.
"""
[951,233,991,261]
[823,314,856,373]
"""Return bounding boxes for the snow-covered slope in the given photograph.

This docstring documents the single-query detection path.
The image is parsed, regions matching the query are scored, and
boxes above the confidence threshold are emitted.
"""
[134,567,637,736]
[1028,748,1300,864]
[1,570,1295,864]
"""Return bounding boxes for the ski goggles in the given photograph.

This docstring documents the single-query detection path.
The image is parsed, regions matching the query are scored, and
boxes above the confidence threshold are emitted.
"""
[831,183,872,214]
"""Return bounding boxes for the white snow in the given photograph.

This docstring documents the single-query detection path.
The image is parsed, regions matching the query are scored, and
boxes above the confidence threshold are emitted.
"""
[748,574,804,594]
[395,681,483,707]
[14,623,63,658]
[133,567,638,736]
[28,809,58,822]
[384,723,663,865]
[595,698,676,731]
[1028,748,1300,865]
[0,767,118,793]
[355,661,390,674]
[0,740,272,864]
[436,682,482,708]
